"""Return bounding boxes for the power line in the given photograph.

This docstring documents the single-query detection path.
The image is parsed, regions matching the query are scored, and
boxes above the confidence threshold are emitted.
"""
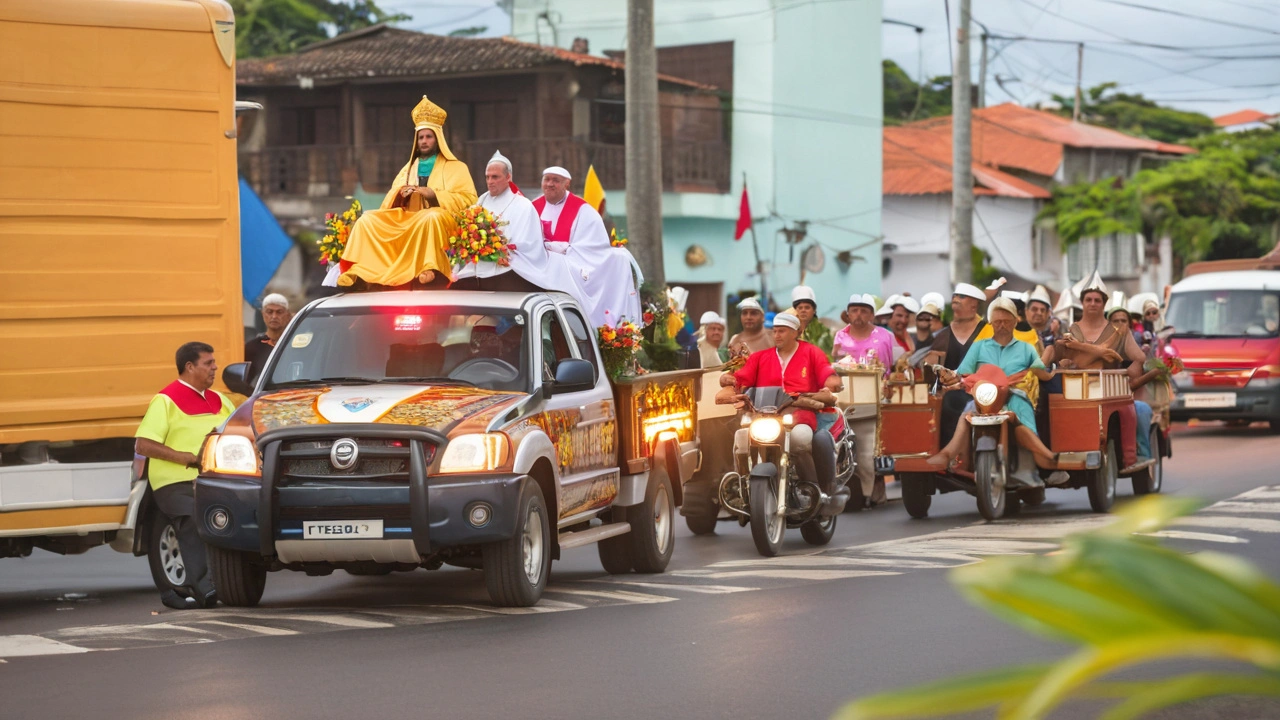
[1087,0,1280,37]
[509,0,868,37]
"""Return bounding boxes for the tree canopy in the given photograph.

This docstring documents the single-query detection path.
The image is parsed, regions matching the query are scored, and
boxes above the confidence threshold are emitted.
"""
[883,60,952,126]
[231,0,410,59]
[1051,82,1217,144]
[1039,130,1280,268]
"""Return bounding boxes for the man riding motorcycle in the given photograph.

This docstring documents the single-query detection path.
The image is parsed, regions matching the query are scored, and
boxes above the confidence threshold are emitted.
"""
[730,312,843,513]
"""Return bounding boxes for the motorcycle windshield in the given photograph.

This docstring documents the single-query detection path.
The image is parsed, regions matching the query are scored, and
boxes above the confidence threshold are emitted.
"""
[747,386,790,411]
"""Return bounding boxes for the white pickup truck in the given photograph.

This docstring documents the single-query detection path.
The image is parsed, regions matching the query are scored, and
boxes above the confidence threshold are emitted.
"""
[198,290,702,607]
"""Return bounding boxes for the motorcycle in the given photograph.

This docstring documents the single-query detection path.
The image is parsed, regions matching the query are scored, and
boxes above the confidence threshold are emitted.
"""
[718,387,855,556]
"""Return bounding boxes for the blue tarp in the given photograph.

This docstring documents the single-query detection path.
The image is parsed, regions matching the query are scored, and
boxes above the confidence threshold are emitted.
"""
[238,177,294,305]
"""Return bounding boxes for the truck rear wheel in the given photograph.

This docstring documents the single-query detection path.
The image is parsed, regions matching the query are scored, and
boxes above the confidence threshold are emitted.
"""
[147,513,186,593]
[628,467,675,573]
[208,544,266,607]
[483,481,551,607]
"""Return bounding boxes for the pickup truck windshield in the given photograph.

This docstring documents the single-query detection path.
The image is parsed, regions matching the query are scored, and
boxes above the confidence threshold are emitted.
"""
[263,306,530,392]
[1166,290,1280,338]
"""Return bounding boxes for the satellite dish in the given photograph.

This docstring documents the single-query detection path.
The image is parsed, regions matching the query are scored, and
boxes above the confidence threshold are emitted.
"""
[802,244,825,274]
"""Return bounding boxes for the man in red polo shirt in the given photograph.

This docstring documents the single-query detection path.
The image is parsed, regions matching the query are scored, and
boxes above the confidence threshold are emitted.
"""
[732,312,842,510]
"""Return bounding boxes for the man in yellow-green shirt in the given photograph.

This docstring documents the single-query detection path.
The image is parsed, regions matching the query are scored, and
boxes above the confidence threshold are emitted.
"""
[135,341,233,609]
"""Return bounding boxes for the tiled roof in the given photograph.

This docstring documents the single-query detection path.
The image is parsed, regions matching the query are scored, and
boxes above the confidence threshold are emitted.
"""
[236,24,713,89]
[884,127,1052,199]
[1213,109,1274,127]
[907,103,1195,177]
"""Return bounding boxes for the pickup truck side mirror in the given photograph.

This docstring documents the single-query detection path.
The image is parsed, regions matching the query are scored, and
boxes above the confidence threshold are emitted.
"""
[551,358,595,395]
[223,362,254,397]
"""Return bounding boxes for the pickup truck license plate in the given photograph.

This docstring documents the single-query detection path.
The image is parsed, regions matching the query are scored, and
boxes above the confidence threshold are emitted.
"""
[1184,392,1237,409]
[302,520,383,539]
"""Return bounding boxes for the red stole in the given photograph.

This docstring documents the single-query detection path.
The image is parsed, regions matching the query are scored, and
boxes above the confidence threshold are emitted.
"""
[160,380,223,416]
[532,193,586,243]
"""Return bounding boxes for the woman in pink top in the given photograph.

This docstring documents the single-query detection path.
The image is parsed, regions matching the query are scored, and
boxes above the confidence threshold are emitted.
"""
[832,293,896,374]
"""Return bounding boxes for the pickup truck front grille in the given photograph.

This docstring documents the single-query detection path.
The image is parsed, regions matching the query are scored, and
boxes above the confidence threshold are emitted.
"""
[278,438,432,484]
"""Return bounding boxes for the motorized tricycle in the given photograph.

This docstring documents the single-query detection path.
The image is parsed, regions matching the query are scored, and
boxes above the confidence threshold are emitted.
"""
[875,365,1169,521]
[717,387,855,556]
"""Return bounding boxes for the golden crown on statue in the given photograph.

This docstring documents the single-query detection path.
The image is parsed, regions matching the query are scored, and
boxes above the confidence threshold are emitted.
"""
[411,95,447,127]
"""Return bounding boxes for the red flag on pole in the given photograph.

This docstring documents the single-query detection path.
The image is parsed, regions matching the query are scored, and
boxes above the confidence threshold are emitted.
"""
[734,183,752,241]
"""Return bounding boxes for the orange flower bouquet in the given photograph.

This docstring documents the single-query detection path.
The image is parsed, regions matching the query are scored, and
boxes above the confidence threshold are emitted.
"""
[317,199,361,266]
[598,317,642,380]
[448,206,512,268]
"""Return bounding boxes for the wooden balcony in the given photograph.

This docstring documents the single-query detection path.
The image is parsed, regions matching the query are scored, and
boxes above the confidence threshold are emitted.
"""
[238,138,730,201]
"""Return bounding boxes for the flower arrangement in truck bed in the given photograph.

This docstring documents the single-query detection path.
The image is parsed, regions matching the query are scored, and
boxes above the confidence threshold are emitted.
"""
[598,315,642,380]
[609,226,628,248]
[317,199,362,266]
[448,206,512,267]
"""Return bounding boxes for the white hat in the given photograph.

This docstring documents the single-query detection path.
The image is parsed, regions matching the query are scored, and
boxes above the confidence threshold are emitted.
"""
[919,292,946,317]
[790,285,817,307]
[847,293,877,309]
[987,297,1019,323]
[1028,285,1053,308]
[542,166,571,180]
[1001,290,1028,304]
[892,295,921,314]
[262,292,289,310]
[1106,290,1129,319]
[1054,289,1080,316]
[1074,270,1107,301]
[699,311,726,327]
[488,150,512,174]
[953,283,986,301]
[667,286,689,312]
[1128,291,1160,316]
[738,296,763,312]
[875,294,898,317]
[773,312,801,331]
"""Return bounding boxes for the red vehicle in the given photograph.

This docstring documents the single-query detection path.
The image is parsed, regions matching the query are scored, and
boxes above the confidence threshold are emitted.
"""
[1164,266,1280,431]
[876,367,1167,520]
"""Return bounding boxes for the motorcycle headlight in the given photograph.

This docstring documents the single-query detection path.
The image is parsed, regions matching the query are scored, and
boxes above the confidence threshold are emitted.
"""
[749,417,783,444]
[201,434,260,477]
[973,382,999,409]
[439,433,510,473]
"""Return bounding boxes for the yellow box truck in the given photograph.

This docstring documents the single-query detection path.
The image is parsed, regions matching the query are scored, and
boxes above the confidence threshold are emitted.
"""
[0,0,242,560]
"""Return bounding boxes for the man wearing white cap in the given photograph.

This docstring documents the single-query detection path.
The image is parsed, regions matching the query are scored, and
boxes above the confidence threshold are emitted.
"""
[833,294,894,370]
[919,292,946,333]
[455,150,573,295]
[889,295,921,361]
[927,282,988,371]
[791,285,833,356]
[697,311,728,368]
[731,311,845,515]
[729,296,774,354]
[532,166,641,326]
[874,294,896,328]
[244,293,291,384]
[1026,284,1057,348]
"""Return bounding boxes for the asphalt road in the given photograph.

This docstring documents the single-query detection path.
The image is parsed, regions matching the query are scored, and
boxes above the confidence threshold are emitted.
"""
[2,422,1279,720]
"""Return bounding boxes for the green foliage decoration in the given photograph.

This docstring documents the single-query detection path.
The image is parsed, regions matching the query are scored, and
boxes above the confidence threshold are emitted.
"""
[835,496,1280,720]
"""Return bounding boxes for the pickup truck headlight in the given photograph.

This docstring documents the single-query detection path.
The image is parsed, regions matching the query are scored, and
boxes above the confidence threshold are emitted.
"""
[439,433,510,473]
[749,417,783,444]
[201,434,260,477]
[973,382,999,409]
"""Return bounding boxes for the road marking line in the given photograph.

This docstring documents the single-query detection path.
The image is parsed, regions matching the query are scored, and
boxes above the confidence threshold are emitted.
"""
[678,569,900,581]
[218,613,393,629]
[0,635,91,658]
[1140,530,1248,544]
[193,620,301,636]
[545,587,676,604]
[1236,486,1280,501]
[1173,516,1280,534]
[709,555,953,570]
[587,579,758,594]
[1204,501,1280,514]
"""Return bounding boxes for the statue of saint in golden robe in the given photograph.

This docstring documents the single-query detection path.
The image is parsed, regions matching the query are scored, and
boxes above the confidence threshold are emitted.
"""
[336,96,477,288]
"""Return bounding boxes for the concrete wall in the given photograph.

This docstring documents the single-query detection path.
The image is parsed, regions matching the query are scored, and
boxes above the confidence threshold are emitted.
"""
[512,0,884,324]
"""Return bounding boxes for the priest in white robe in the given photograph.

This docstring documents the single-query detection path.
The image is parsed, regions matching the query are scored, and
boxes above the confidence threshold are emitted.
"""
[533,167,643,327]
[454,151,573,295]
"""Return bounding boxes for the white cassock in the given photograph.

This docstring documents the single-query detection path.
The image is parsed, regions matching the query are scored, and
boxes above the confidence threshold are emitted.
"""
[454,188,576,293]
[537,195,642,327]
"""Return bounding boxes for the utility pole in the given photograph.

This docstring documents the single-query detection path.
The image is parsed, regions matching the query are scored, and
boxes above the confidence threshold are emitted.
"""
[978,31,988,108]
[625,0,665,289]
[1073,42,1084,122]
[950,0,974,286]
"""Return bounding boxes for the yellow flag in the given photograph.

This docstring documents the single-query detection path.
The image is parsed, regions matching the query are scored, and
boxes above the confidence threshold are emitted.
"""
[583,165,606,212]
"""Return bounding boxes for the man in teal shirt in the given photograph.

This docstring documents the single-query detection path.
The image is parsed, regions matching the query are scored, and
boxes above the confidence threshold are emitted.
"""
[929,299,1057,469]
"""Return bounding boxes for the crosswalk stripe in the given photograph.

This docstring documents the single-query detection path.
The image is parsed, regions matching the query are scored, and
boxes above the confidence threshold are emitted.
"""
[194,620,300,636]
[1236,487,1280,501]
[0,635,91,658]
[677,569,900,582]
[1140,530,1249,544]
[1204,500,1280,514]
[589,579,758,594]
[1173,515,1280,533]
[545,587,676,604]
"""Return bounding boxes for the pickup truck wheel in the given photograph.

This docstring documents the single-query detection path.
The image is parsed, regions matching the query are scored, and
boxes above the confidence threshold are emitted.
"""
[147,513,186,592]
[208,544,266,607]
[628,467,675,573]
[597,533,634,574]
[483,481,550,607]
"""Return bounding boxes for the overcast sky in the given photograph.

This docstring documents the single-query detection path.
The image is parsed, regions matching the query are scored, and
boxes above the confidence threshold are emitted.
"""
[378,0,1280,119]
